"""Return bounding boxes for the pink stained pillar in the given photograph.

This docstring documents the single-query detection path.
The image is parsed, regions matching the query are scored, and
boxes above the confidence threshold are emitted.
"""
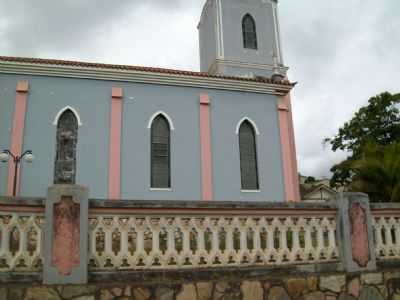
[278,92,301,202]
[199,93,214,201]
[108,87,123,200]
[7,81,29,196]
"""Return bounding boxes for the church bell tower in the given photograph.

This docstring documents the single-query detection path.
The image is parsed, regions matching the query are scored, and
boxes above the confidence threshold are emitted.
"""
[198,0,287,79]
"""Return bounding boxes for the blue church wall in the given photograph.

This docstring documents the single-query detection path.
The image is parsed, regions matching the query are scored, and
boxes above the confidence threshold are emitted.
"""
[0,76,15,196]
[120,83,202,201]
[208,89,284,201]
[0,73,285,201]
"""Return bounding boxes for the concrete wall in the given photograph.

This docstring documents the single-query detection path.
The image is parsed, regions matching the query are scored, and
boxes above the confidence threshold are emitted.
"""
[0,73,285,201]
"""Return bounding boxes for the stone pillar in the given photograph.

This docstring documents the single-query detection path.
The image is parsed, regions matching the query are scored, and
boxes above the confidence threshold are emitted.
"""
[335,193,376,273]
[43,185,89,284]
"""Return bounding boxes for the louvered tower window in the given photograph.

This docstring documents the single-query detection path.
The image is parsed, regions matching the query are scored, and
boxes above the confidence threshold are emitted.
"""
[151,115,171,188]
[239,121,259,190]
[242,14,258,50]
[54,109,78,184]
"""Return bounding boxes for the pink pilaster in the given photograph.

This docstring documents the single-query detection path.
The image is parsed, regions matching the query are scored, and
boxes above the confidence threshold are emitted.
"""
[108,87,123,199]
[7,81,29,196]
[278,93,300,202]
[199,93,213,201]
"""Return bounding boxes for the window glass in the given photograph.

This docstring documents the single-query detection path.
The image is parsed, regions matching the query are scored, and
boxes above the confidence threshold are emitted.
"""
[242,14,258,50]
[151,115,171,188]
[239,121,259,190]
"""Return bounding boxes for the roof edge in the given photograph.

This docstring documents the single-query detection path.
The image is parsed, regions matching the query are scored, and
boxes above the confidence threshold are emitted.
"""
[0,56,295,95]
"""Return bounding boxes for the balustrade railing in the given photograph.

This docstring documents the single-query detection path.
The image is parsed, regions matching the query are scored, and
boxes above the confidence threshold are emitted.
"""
[88,204,339,271]
[0,210,44,272]
[372,205,400,261]
[2,197,400,276]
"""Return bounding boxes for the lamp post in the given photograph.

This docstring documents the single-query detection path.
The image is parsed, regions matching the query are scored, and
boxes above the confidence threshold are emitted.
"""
[0,150,34,197]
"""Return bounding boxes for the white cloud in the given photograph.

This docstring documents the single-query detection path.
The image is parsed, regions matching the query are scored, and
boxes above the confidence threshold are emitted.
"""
[1,0,399,178]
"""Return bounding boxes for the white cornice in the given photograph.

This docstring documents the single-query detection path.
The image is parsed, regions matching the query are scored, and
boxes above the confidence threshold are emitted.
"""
[214,59,289,72]
[0,61,293,96]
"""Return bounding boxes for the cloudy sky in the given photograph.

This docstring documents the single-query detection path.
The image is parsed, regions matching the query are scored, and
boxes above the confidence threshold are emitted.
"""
[1,0,399,178]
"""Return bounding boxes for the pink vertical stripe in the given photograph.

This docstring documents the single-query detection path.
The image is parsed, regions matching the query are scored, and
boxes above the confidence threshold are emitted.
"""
[278,93,300,202]
[199,93,213,201]
[108,87,123,199]
[7,81,29,196]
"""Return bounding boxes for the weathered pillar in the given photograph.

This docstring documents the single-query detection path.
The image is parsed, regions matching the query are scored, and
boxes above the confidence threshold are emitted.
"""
[335,193,376,272]
[43,185,89,284]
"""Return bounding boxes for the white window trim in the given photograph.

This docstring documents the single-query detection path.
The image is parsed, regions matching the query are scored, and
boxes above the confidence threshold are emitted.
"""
[235,117,260,135]
[147,111,175,130]
[241,190,261,193]
[150,188,173,192]
[53,106,83,126]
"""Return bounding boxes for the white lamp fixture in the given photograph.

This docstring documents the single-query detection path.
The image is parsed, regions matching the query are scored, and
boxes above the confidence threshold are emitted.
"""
[24,153,34,163]
[0,151,9,163]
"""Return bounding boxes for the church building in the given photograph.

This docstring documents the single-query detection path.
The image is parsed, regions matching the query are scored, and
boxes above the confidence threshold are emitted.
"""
[0,0,300,202]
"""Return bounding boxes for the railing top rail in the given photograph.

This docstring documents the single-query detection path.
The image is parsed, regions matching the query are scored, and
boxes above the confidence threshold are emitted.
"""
[89,199,338,216]
[0,197,339,216]
[371,204,400,216]
[89,199,338,209]
[371,203,400,210]
[0,197,45,213]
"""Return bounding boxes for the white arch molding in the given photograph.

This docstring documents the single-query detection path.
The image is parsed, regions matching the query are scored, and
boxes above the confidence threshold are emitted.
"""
[147,111,175,130]
[52,106,83,126]
[235,117,260,135]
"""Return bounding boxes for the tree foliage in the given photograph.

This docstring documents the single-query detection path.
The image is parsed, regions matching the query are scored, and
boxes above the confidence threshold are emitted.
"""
[324,92,400,189]
[351,142,400,202]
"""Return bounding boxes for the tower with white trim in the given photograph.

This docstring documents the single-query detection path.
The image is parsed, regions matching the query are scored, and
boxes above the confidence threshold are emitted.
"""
[198,0,286,78]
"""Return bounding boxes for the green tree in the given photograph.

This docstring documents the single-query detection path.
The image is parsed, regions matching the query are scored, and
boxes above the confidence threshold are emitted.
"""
[351,142,400,202]
[325,92,400,189]
[304,176,316,184]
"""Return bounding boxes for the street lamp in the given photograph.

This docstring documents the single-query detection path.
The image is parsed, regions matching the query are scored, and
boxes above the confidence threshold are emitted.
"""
[0,150,34,196]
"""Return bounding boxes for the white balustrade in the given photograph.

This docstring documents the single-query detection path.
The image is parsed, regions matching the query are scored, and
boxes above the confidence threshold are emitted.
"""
[0,212,44,272]
[88,214,339,271]
[372,215,400,260]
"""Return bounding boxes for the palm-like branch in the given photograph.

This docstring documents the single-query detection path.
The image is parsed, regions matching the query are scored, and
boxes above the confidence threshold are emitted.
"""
[351,142,400,202]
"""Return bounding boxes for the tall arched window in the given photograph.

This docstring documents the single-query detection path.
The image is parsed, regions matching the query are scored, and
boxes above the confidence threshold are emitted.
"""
[239,120,259,190]
[54,109,78,184]
[242,14,258,50]
[151,115,171,188]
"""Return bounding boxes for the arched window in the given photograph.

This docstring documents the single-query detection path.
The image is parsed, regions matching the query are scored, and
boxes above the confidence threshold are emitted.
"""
[151,115,171,188]
[242,14,258,50]
[54,109,78,184]
[239,120,259,190]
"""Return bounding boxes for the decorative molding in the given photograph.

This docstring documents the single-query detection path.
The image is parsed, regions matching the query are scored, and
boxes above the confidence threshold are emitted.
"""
[16,80,29,92]
[112,87,123,99]
[53,106,83,126]
[0,60,293,96]
[235,117,260,135]
[278,94,300,202]
[147,111,175,130]
[108,87,123,200]
[208,59,289,78]
[7,80,29,196]
[199,93,213,201]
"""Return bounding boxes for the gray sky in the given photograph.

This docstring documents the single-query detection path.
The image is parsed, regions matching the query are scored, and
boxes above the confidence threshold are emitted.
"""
[1,0,399,178]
